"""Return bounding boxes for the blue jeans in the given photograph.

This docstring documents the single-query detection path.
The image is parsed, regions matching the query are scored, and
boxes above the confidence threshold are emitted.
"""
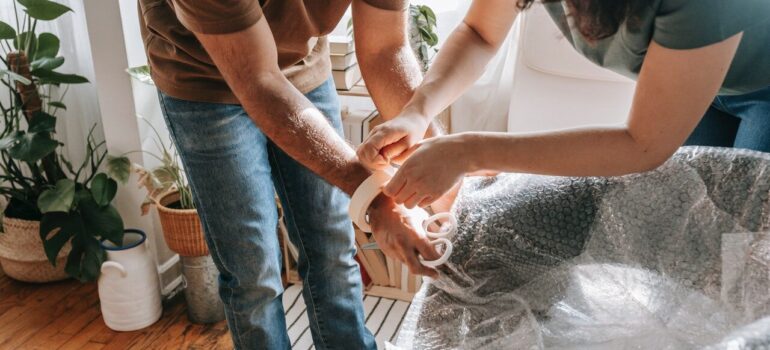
[685,86,770,152]
[158,79,376,350]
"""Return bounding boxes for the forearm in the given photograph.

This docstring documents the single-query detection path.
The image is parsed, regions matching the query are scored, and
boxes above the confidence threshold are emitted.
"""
[195,21,369,195]
[460,127,672,177]
[402,23,499,120]
[241,73,370,194]
[357,45,443,137]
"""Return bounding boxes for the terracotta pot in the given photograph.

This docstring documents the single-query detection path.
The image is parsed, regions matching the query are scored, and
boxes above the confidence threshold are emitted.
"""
[0,217,70,283]
[156,191,208,257]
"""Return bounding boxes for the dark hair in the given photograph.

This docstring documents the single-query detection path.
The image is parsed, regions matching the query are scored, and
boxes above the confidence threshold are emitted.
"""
[517,0,648,41]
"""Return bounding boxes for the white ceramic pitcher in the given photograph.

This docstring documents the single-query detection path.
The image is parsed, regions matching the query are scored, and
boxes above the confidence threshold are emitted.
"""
[98,229,162,331]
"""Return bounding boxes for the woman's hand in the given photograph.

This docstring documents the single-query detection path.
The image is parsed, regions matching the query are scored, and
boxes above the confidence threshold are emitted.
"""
[357,111,432,170]
[384,134,472,208]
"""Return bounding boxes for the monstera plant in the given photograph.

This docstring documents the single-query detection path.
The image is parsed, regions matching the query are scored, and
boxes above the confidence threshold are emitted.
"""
[0,0,127,282]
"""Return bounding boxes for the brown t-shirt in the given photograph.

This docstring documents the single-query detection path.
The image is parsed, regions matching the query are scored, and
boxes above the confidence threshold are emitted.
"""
[138,0,407,104]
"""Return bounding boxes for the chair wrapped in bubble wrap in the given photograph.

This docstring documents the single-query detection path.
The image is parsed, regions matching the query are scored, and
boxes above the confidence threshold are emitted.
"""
[394,147,770,349]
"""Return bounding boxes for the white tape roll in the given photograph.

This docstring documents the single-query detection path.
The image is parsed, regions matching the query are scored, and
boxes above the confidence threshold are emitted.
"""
[348,170,392,232]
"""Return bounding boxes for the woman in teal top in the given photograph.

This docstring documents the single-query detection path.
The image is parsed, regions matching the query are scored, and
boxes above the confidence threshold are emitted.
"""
[357,0,770,209]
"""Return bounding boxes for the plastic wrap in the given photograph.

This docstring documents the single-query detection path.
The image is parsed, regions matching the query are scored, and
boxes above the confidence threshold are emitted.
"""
[395,147,770,349]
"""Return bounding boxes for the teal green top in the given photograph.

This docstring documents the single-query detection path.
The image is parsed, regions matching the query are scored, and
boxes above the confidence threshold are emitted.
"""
[544,0,770,95]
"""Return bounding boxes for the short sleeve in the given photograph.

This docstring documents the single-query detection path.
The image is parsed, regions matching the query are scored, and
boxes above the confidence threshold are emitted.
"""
[653,0,769,50]
[361,0,409,11]
[171,0,263,34]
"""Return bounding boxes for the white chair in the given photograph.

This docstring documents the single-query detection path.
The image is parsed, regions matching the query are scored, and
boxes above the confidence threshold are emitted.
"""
[507,4,636,133]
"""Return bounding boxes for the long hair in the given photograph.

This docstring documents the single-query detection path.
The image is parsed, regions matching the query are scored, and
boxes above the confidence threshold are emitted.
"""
[517,0,648,41]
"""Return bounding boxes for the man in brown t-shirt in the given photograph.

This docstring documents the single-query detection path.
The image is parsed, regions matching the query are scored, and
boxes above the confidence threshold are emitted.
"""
[138,0,444,348]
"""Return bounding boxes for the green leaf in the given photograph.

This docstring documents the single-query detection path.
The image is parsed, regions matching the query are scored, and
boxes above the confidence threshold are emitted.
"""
[13,31,36,58]
[0,21,16,40]
[91,173,117,207]
[31,56,64,70]
[28,111,56,133]
[38,178,75,213]
[8,131,59,162]
[47,100,66,110]
[0,69,32,85]
[39,211,79,264]
[35,32,59,58]
[31,68,88,84]
[18,0,73,21]
[64,233,105,282]
[78,191,124,245]
[106,155,131,184]
[0,131,21,150]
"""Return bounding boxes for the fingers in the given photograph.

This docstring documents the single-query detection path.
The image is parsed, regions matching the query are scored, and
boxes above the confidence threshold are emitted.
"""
[380,138,410,163]
[358,128,405,170]
[402,248,438,278]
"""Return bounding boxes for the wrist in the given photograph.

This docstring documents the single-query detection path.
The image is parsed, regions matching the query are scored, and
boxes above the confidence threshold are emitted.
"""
[452,133,483,173]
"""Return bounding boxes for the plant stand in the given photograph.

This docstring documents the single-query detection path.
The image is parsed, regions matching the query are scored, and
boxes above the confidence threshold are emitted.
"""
[180,255,225,323]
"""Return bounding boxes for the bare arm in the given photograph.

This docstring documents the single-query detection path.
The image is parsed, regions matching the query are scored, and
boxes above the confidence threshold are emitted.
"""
[357,0,519,168]
[195,19,368,195]
[384,33,744,205]
[465,34,744,176]
[352,1,443,137]
[193,16,441,276]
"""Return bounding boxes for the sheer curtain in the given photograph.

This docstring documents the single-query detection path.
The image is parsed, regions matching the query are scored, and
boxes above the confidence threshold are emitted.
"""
[0,0,102,168]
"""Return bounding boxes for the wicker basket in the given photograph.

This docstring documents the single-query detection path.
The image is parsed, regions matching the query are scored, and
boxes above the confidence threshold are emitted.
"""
[157,191,208,257]
[0,217,70,283]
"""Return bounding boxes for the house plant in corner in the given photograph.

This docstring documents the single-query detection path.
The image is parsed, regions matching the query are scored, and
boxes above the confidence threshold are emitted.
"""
[0,0,126,282]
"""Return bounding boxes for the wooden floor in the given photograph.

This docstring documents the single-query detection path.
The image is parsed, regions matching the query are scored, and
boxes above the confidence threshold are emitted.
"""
[0,269,409,350]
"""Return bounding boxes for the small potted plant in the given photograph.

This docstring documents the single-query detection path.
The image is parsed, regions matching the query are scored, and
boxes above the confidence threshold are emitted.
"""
[409,4,440,73]
[130,119,206,257]
[0,0,128,282]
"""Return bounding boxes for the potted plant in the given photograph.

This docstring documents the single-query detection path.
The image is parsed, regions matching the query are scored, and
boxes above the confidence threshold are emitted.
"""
[129,118,206,257]
[409,4,440,73]
[0,0,126,282]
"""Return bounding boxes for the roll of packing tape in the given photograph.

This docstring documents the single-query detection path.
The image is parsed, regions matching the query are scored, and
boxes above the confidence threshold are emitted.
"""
[348,170,392,232]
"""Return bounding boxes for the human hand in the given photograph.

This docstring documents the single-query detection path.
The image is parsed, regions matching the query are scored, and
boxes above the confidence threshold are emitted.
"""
[367,194,442,277]
[383,135,469,208]
[357,111,431,170]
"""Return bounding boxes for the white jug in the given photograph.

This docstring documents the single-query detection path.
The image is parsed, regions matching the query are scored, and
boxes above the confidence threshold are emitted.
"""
[98,229,162,331]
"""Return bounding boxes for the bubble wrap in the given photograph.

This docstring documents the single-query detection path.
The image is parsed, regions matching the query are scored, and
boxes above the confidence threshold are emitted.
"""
[395,147,770,350]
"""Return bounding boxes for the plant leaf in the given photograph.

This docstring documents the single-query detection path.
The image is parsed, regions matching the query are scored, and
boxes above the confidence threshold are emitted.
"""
[28,111,56,133]
[91,173,117,206]
[47,100,66,110]
[8,132,59,162]
[13,31,36,58]
[32,56,64,71]
[39,211,78,264]
[106,155,131,184]
[64,233,105,282]
[78,191,124,245]
[0,69,32,85]
[0,21,16,40]
[0,131,21,150]
[31,68,88,84]
[37,178,75,213]
[36,32,59,58]
[18,0,73,21]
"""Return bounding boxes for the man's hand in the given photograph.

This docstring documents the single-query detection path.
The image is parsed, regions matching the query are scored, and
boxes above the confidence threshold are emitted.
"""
[367,194,442,278]
[357,112,431,170]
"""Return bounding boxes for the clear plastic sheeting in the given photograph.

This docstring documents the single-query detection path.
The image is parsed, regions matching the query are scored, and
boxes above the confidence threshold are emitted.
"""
[395,147,770,350]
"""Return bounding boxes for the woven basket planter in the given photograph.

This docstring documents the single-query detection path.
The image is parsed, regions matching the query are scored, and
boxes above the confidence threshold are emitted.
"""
[157,191,208,257]
[0,217,70,283]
